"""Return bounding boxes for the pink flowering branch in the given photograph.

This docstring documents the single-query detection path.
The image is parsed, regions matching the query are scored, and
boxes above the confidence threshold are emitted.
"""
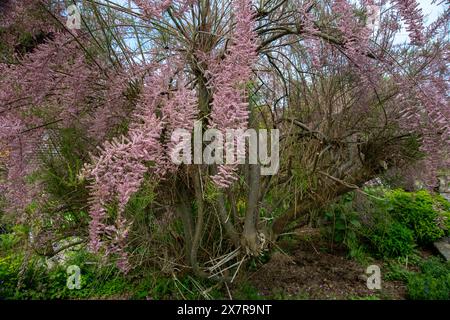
[208,0,258,188]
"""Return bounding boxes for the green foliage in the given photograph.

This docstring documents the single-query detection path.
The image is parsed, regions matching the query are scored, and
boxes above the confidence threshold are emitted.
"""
[385,263,415,282]
[204,180,221,204]
[369,221,416,258]
[406,257,450,300]
[36,127,91,230]
[385,255,450,300]
[0,230,227,300]
[3,184,448,300]
[385,190,449,244]
[0,231,21,252]
[407,274,450,300]
[323,197,369,262]
[0,237,131,300]
[124,176,156,232]
[0,252,24,298]
[323,188,449,260]
[39,128,88,200]
[126,180,156,217]
[318,188,450,300]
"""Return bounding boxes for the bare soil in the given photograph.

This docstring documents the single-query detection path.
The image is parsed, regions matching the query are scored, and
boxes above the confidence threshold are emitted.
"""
[243,228,407,300]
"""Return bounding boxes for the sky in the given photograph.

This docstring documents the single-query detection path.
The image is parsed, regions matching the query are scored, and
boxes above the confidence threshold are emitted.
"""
[394,0,447,44]
[107,0,448,45]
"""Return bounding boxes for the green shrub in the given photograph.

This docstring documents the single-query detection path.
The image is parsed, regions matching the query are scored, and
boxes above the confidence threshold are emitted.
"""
[385,261,415,282]
[0,232,20,252]
[369,221,416,258]
[0,253,23,298]
[323,196,370,262]
[386,190,449,244]
[420,257,450,277]
[322,192,416,259]
[408,274,450,300]
[0,240,226,300]
[323,188,450,260]
[407,257,450,300]
[0,242,132,300]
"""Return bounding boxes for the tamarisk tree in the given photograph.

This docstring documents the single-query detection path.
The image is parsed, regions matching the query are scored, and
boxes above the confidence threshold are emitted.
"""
[0,0,448,278]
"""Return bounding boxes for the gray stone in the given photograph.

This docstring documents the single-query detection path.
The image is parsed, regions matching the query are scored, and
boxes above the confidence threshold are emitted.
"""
[440,193,450,202]
[438,175,450,193]
[434,237,450,262]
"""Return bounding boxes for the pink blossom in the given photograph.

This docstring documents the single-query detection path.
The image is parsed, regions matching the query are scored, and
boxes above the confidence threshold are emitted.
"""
[134,0,197,18]
[208,0,258,188]
[392,0,424,45]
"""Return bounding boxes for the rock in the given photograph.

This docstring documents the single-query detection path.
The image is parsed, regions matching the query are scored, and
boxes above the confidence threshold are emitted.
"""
[440,193,450,201]
[438,174,450,201]
[438,175,450,193]
[433,237,450,261]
